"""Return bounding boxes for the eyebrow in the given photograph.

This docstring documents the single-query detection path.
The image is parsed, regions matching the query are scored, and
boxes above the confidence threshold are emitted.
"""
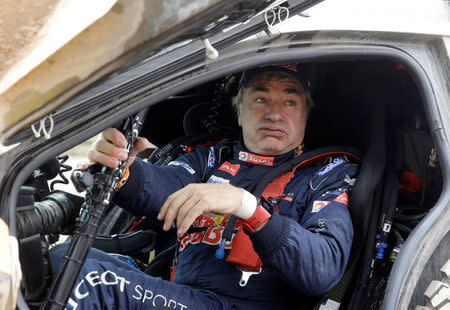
[283,87,303,96]
[249,86,303,96]
[249,86,269,93]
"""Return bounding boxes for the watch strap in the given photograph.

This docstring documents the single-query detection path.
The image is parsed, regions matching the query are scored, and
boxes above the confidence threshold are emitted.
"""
[241,205,271,233]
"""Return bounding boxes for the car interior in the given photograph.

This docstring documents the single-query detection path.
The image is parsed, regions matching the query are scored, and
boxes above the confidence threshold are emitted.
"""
[16,57,443,309]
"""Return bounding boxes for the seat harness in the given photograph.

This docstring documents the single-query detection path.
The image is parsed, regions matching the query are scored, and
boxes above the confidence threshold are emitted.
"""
[170,145,361,284]
[226,147,361,277]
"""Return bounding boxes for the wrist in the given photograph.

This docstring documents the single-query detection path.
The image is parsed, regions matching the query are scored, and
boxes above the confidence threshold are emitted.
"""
[234,189,257,220]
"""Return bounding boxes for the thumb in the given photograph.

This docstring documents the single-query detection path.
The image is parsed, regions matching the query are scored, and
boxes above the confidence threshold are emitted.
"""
[126,137,149,167]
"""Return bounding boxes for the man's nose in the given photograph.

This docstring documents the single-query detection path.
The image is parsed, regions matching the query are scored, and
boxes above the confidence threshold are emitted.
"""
[265,101,282,121]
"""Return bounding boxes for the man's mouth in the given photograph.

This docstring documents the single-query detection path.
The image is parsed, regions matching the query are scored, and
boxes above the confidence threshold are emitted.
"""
[259,125,286,137]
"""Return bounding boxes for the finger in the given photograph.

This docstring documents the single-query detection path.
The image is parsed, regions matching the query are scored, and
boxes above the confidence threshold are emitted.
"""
[126,137,149,167]
[94,139,129,162]
[177,202,205,237]
[163,184,199,229]
[157,185,190,221]
[102,128,127,148]
[158,194,173,224]
[157,192,175,222]
[175,193,203,232]
[87,148,120,168]
[88,130,127,167]
[162,192,193,231]
[130,137,149,157]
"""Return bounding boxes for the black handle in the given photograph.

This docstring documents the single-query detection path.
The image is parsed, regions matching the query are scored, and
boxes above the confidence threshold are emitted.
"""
[41,110,148,310]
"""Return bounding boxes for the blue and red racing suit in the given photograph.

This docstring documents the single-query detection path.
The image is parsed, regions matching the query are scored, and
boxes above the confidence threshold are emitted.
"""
[51,141,358,309]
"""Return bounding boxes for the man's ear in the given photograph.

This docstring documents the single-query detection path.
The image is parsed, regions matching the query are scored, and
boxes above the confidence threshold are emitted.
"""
[237,105,242,126]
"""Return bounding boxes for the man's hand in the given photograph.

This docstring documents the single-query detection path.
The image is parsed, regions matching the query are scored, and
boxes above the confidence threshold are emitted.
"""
[85,128,149,169]
[157,183,244,237]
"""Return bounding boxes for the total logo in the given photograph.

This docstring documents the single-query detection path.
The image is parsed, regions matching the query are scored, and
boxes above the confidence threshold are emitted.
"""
[238,152,274,166]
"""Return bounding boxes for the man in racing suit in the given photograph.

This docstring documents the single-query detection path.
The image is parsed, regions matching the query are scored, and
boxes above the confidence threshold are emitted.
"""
[50,64,359,309]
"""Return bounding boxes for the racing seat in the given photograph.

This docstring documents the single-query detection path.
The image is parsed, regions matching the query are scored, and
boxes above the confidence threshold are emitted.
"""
[310,103,387,309]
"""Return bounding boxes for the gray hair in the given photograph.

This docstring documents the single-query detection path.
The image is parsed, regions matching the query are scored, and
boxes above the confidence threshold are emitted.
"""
[231,87,244,113]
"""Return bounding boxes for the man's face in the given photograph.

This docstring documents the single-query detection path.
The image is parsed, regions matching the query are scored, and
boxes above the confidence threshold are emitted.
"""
[238,74,308,156]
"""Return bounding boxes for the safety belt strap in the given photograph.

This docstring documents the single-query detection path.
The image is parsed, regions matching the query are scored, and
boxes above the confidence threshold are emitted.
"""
[225,147,361,272]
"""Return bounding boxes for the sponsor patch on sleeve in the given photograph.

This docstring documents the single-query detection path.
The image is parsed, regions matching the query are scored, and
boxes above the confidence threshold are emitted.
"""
[207,175,230,184]
[168,161,196,174]
[311,201,331,213]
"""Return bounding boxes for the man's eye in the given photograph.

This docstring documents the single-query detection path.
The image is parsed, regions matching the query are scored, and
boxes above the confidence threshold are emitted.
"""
[286,100,297,106]
[256,98,265,103]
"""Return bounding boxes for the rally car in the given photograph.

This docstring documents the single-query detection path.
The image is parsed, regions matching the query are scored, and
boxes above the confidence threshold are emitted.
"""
[0,0,449,309]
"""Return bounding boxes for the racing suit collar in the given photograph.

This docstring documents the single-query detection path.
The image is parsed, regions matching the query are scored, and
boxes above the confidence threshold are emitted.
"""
[233,140,303,167]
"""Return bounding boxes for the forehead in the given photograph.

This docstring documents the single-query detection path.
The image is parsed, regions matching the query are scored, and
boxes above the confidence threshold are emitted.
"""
[246,73,304,94]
